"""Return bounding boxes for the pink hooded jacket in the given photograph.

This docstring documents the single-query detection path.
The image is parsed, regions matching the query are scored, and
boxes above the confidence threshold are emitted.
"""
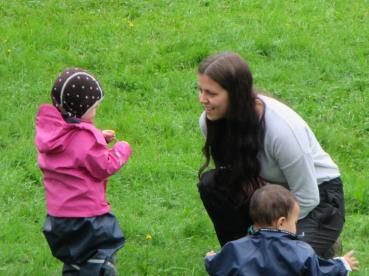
[35,104,131,217]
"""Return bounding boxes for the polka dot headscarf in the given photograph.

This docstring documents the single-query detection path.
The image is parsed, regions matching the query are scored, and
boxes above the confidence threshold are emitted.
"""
[51,68,104,120]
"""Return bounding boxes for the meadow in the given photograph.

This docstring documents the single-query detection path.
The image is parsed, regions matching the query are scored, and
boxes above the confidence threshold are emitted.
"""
[0,0,368,275]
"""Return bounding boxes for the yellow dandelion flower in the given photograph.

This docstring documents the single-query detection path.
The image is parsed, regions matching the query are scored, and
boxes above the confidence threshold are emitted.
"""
[128,20,134,28]
[146,234,152,240]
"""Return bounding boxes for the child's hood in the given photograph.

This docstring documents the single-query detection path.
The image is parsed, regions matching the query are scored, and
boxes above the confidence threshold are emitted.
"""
[35,104,105,154]
[35,104,76,153]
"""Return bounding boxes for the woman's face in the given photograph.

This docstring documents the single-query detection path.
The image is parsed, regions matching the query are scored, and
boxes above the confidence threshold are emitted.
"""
[198,74,229,121]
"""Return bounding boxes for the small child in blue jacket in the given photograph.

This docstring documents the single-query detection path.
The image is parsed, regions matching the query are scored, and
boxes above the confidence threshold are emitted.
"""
[205,185,359,276]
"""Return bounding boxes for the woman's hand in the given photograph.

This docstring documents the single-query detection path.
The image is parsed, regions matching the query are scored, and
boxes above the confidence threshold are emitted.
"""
[102,130,116,143]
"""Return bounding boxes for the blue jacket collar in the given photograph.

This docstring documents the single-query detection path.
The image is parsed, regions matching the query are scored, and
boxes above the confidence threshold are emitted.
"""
[248,226,302,240]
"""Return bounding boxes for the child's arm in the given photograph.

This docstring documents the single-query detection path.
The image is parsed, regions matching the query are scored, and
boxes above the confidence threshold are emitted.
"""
[305,249,359,275]
[83,139,132,180]
[204,244,242,276]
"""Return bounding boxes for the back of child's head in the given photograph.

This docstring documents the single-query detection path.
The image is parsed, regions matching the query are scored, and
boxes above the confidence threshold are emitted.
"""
[249,185,298,227]
[51,68,104,120]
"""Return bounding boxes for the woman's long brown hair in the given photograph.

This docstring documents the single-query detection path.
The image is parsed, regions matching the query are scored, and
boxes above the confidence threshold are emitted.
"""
[198,52,265,206]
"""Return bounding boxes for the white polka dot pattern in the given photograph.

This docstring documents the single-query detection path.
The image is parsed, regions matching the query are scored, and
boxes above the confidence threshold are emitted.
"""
[51,68,104,119]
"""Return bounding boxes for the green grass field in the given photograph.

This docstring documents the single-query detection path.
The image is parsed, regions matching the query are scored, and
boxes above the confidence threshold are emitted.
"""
[0,1,368,275]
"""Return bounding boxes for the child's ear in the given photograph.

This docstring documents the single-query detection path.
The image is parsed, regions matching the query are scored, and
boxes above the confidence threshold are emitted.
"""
[276,217,287,229]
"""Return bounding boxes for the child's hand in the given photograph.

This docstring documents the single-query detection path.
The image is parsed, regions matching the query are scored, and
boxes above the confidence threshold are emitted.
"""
[102,130,116,143]
[206,250,216,257]
[114,141,132,165]
[343,250,359,271]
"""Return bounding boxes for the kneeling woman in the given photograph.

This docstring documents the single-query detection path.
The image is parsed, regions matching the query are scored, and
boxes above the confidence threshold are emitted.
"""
[197,52,345,258]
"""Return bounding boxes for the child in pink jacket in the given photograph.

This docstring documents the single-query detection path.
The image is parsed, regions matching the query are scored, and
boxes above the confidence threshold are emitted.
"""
[35,68,132,275]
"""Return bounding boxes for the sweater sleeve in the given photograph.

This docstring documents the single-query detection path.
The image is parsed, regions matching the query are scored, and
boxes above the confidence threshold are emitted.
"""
[272,124,320,219]
[199,111,207,137]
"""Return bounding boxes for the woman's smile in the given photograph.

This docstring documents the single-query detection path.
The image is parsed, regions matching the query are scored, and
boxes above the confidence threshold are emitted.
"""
[198,74,229,121]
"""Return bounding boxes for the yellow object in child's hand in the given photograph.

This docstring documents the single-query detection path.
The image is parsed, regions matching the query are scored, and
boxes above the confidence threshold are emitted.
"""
[102,130,116,143]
